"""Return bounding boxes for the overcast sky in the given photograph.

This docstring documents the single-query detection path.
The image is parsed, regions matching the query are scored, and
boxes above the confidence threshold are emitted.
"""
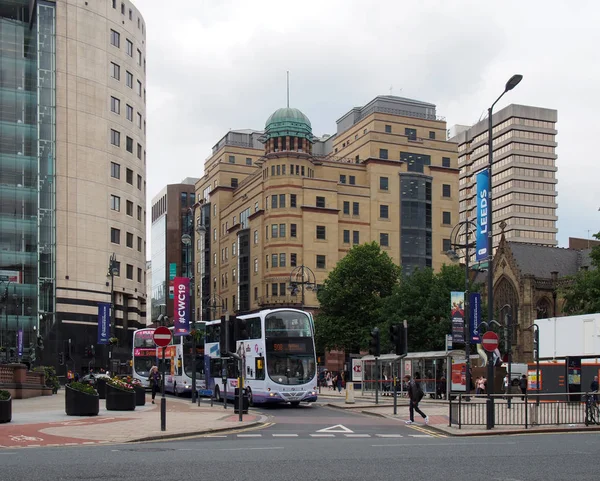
[141,0,599,253]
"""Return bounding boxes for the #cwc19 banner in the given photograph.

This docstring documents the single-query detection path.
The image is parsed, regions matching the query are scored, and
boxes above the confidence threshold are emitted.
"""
[451,291,465,344]
[173,277,190,336]
[476,169,490,262]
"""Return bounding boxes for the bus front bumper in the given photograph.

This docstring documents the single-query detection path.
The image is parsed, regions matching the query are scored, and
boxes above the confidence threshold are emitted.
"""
[267,390,318,403]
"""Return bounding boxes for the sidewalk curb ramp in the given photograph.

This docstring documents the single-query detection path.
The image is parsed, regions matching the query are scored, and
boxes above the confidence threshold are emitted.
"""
[127,421,266,443]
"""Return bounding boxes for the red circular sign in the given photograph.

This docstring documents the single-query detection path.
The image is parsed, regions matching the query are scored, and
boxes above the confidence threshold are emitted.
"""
[153,326,172,347]
[482,331,499,352]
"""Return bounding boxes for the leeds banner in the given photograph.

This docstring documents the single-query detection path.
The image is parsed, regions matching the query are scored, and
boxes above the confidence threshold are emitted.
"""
[476,169,490,262]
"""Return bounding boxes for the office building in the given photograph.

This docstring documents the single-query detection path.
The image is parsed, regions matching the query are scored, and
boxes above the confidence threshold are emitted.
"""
[451,104,558,255]
[0,0,147,370]
[193,96,459,318]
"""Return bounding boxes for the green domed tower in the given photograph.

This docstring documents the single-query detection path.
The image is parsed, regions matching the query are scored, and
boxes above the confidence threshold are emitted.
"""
[263,107,313,155]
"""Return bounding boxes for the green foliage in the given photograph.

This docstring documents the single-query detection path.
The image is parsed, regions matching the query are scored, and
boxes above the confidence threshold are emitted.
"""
[0,389,10,401]
[562,233,600,315]
[315,242,400,352]
[34,365,60,391]
[68,381,98,396]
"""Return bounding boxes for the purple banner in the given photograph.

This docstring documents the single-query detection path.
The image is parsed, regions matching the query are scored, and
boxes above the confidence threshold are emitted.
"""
[173,277,190,336]
[97,302,111,344]
[17,329,23,357]
[469,292,482,343]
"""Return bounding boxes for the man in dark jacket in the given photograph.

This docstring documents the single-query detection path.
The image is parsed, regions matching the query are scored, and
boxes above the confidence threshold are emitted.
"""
[519,374,527,400]
[404,374,428,425]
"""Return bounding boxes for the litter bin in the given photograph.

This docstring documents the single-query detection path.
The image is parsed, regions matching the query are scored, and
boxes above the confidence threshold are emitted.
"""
[234,387,249,414]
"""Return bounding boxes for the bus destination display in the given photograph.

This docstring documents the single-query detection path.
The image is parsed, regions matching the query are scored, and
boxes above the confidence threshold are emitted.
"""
[267,339,310,354]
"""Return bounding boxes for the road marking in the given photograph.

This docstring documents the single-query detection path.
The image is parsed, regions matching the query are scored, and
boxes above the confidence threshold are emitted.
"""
[317,424,354,433]
[63,443,79,446]
[220,446,284,451]
[272,434,298,437]
[376,434,404,438]
[205,435,227,438]
[237,434,262,438]
[82,442,96,445]
[310,434,335,438]
[409,434,432,438]
[345,434,371,438]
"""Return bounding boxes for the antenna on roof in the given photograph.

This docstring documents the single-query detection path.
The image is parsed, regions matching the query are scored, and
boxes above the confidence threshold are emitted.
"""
[286,71,290,108]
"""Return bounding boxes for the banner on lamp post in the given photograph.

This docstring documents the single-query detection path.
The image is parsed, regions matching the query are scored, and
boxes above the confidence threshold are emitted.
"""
[476,169,490,262]
[451,291,465,344]
[173,277,190,336]
[97,302,111,344]
[469,292,482,343]
[17,329,23,357]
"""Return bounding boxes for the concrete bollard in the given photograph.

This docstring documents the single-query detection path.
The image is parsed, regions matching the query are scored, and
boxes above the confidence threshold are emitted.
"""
[345,382,356,404]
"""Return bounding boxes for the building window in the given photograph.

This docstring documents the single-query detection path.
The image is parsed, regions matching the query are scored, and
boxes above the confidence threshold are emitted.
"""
[353,202,359,216]
[110,162,120,179]
[229,155,235,164]
[353,231,360,245]
[401,152,431,173]
[271,254,278,268]
[290,253,297,267]
[254,258,258,273]
[340,175,346,184]
[126,232,133,247]
[137,206,142,221]
[138,268,142,283]
[110,62,120,80]
[316,255,326,269]
[385,124,392,133]
[125,104,133,121]
[126,200,133,216]
[379,148,388,160]
[121,2,125,14]
[380,177,389,191]
[349,176,356,185]
[271,224,279,238]
[380,233,389,247]
[279,253,286,268]
[232,242,237,256]
[126,39,133,56]
[429,131,436,140]
[272,283,278,296]
[291,224,297,238]
[137,236,142,252]
[231,178,238,188]
[110,227,120,244]
[137,143,142,159]
[137,174,142,190]
[137,80,142,96]
[110,195,120,211]
[245,157,252,165]
[110,129,120,146]
[271,195,278,209]
[254,230,258,244]
[443,238,451,252]
[126,264,133,280]
[214,253,217,265]
[343,230,350,244]
[126,71,133,88]
[316,196,325,208]
[343,201,350,215]
[279,224,286,238]
[442,157,451,168]
[290,194,297,208]
[112,0,116,8]
[405,128,417,141]
[232,268,236,282]
[110,29,120,48]
[380,205,389,219]
[443,211,452,225]
[126,137,133,153]
[126,168,133,184]
[279,194,286,208]
[442,184,451,198]
[137,49,142,66]
[137,112,142,129]
[316,225,326,240]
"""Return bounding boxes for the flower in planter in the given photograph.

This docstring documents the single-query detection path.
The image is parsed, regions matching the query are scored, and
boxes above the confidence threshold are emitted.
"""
[68,381,98,396]
[0,389,10,401]
[107,377,135,392]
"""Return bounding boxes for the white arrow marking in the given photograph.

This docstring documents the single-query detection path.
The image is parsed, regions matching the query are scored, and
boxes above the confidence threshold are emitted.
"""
[316,424,354,433]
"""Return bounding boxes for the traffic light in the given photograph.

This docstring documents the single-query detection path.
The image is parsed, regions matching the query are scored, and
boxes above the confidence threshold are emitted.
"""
[220,315,235,355]
[389,324,406,356]
[58,352,64,365]
[369,327,380,357]
[90,345,95,357]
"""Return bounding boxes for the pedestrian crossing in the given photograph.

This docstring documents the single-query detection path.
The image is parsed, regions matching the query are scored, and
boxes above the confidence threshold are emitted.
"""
[204,432,444,439]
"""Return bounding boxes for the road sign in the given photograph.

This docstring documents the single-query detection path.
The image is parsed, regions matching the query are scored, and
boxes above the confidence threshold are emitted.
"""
[153,326,172,347]
[482,331,499,352]
[351,358,362,381]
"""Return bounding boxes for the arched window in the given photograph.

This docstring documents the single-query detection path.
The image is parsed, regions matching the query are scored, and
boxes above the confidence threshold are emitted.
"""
[536,297,552,319]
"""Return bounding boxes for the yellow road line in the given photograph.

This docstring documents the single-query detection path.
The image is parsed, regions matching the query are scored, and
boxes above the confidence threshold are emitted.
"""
[407,424,447,438]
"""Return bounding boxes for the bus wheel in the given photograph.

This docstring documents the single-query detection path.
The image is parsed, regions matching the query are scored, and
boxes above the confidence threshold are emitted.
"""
[290,401,300,407]
[214,386,221,402]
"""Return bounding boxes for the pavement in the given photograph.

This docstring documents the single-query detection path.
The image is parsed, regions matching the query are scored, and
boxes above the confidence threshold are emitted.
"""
[0,389,264,449]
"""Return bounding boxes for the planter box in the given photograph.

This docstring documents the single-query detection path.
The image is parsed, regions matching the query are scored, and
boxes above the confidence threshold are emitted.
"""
[0,396,12,423]
[105,384,136,411]
[96,378,107,399]
[65,385,99,416]
[134,385,146,406]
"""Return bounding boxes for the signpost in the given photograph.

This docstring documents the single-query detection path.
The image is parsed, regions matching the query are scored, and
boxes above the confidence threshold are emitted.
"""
[482,331,499,352]
[153,326,172,432]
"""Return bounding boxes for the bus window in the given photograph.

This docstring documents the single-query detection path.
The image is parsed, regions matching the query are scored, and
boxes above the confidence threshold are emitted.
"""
[236,316,261,340]
[226,358,238,379]
[255,357,265,380]
[210,358,222,378]
[206,324,220,343]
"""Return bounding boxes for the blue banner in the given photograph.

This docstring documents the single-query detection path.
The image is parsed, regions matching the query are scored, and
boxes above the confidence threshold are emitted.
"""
[97,302,111,344]
[469,293,481,343]
[17,329,23,357]
[476,169,490,262]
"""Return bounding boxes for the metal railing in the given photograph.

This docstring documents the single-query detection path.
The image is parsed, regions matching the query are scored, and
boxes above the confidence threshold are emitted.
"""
[449,392,594,429]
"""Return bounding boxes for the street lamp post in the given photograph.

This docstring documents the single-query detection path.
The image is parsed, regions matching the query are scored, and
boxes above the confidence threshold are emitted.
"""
[486,73,523,429]
[107,253,119,373]
[207,293,225,321]
[288,265,318,309]
[446,220,477,400]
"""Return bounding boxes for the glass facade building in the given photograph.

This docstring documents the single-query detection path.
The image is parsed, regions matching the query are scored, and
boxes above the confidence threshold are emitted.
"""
[0,0,56,362]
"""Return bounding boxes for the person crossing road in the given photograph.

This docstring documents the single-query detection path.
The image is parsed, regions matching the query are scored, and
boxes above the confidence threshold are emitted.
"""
[404,374,429,425]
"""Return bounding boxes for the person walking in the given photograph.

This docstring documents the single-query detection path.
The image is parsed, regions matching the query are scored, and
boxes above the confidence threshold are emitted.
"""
[404,374,428,425]
[149,365,161,404]
[519,374,528,401]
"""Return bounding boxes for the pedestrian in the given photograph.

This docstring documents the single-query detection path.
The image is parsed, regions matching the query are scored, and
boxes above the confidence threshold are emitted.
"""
[404,374,428,425]
[503,374,509,398]
[336,372,343,393]
[149,365,160,404]
[591,376,599,402]
[476,376,486,396]
[519,374,527,401]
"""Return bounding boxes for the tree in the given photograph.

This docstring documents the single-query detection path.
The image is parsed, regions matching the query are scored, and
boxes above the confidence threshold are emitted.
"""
[377,264,479,352]
[562,232,600,314]
[315,242,400,352]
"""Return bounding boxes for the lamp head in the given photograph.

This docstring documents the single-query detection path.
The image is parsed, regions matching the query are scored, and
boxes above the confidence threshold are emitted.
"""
[505,74,523,92]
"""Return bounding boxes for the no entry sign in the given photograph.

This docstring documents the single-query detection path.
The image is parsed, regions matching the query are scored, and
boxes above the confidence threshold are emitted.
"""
[482,331,499,352]
[153,326,172,347]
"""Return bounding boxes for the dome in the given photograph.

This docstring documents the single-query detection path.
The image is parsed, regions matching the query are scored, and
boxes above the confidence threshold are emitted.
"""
[264,107,313,142]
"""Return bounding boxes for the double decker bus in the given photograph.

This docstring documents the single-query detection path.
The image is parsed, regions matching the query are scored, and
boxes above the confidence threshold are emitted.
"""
[204,308,318,406]
[161,327,206,396]
[132,328,158,388]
